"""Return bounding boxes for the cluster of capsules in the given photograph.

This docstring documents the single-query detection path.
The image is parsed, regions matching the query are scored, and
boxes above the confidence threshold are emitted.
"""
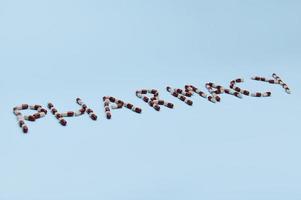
[13,104,47,133]
[136,89,174,111]
[184,85,208,102]
[230,78,272,97]
[166,86,194,105]
[167,83,242,105]
[205,82,243,102]
[103,96,142,119]
[251,73,291,94]
[76,98,98,120]
[13,73,291,134]
[47,98,97,126]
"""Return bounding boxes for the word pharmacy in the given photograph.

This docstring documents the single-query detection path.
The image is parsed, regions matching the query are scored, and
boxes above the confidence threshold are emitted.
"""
[13,73,291,134]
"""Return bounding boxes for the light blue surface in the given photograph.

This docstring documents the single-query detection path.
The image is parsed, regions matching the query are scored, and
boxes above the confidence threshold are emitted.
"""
[0,0,301,199]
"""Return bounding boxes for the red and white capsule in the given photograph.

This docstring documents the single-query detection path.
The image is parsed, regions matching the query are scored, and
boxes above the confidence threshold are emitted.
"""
[60,108,85,117]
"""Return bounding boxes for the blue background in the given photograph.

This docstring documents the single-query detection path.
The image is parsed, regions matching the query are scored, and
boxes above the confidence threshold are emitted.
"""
[0,0,300,199]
